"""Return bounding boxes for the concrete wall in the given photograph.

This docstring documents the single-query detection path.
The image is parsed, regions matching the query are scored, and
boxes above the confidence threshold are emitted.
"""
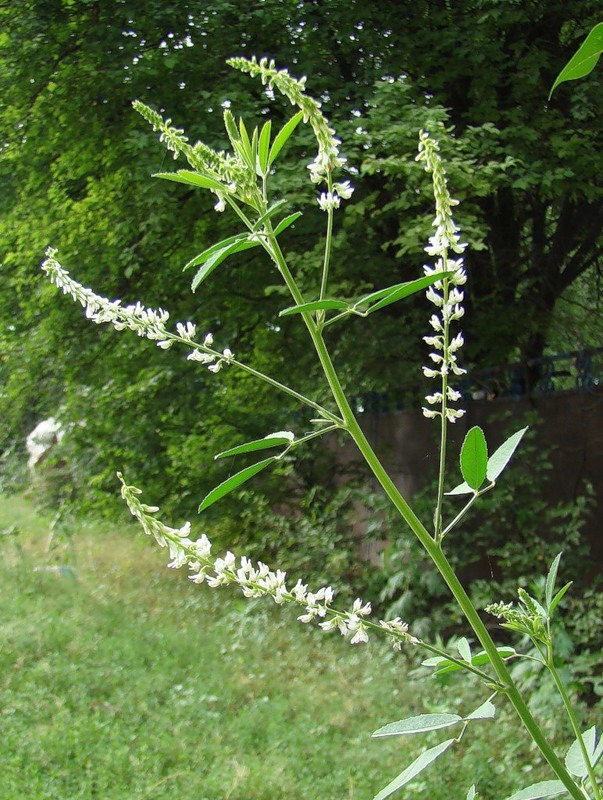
[330,387,603,563]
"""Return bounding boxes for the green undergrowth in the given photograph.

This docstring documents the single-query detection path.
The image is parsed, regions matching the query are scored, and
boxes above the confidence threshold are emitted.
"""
[0,494,561,800]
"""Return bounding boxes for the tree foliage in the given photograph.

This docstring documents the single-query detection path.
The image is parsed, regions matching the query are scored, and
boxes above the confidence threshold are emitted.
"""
[0,1,600,523]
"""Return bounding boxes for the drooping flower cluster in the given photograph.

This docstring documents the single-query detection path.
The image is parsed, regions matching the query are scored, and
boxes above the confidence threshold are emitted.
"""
[227,56,354,211]
[118,474,418,650]
[41,249,234,373]
[416,132,468,423]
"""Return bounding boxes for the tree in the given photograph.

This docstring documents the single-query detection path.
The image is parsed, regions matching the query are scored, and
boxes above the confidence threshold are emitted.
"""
[0,0,600,519]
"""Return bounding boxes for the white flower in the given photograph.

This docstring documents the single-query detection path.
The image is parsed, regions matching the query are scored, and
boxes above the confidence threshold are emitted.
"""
[176,321,197,341]
[352,598,372,617]
[350,624,369,645]
[317,191,341,212]
[448,333,464,352]
[333,180,354,199]
[425,392,443,405]
[188,350,216,364]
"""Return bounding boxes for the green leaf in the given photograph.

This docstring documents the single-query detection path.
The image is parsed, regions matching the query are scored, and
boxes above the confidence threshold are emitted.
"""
[460,427,488,490]
[357,273,453,314]
[268,111,304,166]
[422,647,516,675]
[198,457,277,511]
[280,299,349,317]
[191,240,260,292]
[549,581,573,616]
[466,787,477,800]
[456,636,472,663]
[153,170,226,193]
[592,727,603,766]
[445,480,474,496]
[183,234,248,272]
[545,552,563,609]
[238,117,254,167]
[373,739,455,800]
[565,726,600,778]
[502,780,567,800]
[486,426,528,482]
[273,211,303,236]
[232,139,250,165]
[372,713,462,738]
[252,200,288,231]
[251,126,259,171]
[223,109,240,149]
[464,700,495,721]
[258,120,272,175]
[215,433,294,460]
[549,23,603,99]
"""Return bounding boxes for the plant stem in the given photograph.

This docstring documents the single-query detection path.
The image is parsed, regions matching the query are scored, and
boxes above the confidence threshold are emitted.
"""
[434,262,450,541]
[287,301,585,799]
[264,214,584,799]
[229,356,341,424]
[319,175,335,303]
[547,647,601,800]
[175,335,341,423]
[347,416,584,799]
[441,483,495,538]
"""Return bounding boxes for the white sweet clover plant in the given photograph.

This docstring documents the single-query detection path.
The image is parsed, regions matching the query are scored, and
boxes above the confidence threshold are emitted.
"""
[42,56,601,800]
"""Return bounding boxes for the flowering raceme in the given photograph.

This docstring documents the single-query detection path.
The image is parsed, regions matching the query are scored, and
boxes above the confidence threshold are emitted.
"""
[41,248,234,373]
[416,132,468,424]
[118,473,418,650]
[227,56,354,212]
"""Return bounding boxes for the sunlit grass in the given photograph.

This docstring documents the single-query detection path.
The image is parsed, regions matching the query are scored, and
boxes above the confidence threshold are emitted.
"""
[0,494,551,799]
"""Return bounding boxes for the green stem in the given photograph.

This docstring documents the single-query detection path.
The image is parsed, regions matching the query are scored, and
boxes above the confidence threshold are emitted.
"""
[434,264,450,541]
[344,419,584,800]
[319,176,335,303]
[262,209,582,799]
[272,289,585,799]
[175,335,340,424]
[441,483,495,538]
[229,356,341,424]
[547,648,601,799]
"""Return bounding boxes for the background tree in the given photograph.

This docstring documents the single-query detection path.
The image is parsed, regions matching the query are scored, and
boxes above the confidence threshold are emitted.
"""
[0,0,600,528]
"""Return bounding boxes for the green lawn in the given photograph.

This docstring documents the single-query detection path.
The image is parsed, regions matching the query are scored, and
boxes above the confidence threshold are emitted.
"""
[0,494,552,799]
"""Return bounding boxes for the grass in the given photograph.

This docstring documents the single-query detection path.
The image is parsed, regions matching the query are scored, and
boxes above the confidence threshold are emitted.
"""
[0,493,557,799]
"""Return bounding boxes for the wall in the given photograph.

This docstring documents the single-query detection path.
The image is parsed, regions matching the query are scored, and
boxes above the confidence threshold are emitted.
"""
[330,387,603,564]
